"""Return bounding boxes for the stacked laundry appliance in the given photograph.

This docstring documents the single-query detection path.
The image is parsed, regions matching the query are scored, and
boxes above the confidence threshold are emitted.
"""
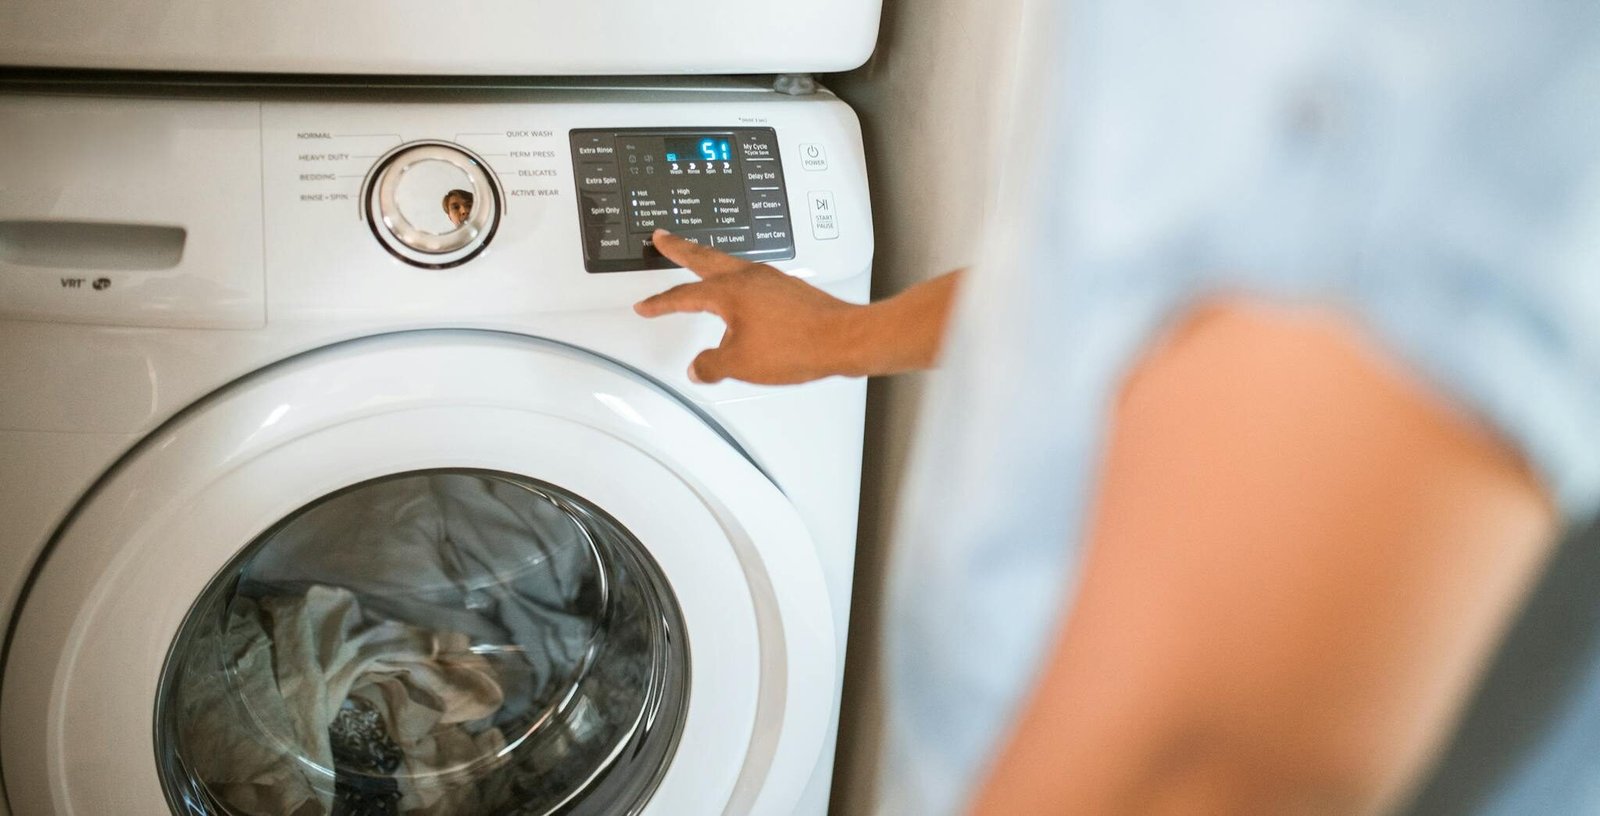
[0,3,880,814]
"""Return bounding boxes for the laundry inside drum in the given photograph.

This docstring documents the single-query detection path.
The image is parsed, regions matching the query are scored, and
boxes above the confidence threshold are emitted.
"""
[154,470,689,816]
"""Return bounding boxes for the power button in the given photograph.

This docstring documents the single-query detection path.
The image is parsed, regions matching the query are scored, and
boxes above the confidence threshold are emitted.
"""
[799,143,828,171]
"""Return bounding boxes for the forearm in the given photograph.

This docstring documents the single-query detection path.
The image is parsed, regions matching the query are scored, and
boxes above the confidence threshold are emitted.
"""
[971,300,1555,816]
[836,270,962,377]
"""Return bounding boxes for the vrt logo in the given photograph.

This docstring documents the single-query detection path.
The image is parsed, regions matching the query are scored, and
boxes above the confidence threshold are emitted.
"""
[58,277,112,290]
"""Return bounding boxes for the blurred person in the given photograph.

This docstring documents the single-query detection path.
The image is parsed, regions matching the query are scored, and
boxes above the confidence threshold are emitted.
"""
[636,1,1599,813]
[442,188,473,228]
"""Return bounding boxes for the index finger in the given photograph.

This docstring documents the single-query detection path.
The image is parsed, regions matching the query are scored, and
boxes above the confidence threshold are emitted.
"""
[651,229,750,278]
[634,280,726,318]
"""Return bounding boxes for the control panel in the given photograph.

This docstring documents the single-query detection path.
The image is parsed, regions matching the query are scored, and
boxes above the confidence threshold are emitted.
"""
[0,89,872,327]
[571,128,796,273]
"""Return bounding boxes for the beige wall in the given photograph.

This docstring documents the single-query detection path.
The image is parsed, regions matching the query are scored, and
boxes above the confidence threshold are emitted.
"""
[824,1,1028,812]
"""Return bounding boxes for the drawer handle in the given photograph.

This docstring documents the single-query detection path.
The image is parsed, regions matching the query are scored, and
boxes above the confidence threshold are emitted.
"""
[0,220,186,271]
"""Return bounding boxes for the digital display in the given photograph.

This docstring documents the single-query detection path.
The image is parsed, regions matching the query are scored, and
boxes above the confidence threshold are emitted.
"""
[664,136,733,163]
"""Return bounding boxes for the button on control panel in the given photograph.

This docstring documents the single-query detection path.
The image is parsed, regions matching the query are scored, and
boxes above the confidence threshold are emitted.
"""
[799,143,828,171]
[807,190,839,240]
[570,128,797,273]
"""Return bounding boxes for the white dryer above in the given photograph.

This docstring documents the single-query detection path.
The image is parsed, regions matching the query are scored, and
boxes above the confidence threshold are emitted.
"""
[0,0,883,75]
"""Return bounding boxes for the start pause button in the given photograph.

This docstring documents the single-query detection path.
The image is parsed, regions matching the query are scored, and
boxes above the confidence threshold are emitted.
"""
[807,191,839,240]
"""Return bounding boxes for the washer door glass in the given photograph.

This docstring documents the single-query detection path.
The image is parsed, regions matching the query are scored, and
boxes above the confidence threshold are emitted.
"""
[154,469,689,816]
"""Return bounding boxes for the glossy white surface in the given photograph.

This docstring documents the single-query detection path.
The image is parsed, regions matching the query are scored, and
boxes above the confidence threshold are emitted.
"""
[0,431,137,648]
[0,87,871,816]
[0,0,882,75]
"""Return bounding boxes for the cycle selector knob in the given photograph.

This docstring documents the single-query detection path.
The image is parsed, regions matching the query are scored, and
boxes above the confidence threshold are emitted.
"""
[365,142,501,267]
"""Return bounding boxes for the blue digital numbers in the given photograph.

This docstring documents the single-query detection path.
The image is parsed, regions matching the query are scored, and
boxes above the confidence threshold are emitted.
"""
[698,138,732,161]
[663,135,734,171]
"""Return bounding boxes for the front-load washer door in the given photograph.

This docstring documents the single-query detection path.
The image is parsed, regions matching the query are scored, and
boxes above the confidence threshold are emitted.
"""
[0,331,834,816]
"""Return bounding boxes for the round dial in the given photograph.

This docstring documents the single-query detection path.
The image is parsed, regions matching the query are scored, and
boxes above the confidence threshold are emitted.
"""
[365,142,501,267]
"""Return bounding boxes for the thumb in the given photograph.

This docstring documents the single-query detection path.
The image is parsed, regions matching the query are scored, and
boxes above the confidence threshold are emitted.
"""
[689,346,733,384]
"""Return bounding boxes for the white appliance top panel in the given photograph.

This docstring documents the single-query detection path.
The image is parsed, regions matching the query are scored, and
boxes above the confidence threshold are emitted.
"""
[0,1,883,75]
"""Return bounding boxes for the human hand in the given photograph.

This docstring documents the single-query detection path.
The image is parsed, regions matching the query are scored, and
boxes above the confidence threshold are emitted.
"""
[633,229,867,385]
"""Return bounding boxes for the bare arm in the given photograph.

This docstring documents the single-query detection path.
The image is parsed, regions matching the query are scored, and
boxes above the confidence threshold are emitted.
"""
[969,300,1557,815]
[634,229,960,384]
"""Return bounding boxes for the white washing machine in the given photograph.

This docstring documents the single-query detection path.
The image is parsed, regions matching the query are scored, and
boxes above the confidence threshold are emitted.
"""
[0,55,872,816]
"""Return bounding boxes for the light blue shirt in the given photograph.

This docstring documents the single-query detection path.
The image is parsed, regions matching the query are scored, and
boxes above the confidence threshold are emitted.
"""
[879,1,1600,813]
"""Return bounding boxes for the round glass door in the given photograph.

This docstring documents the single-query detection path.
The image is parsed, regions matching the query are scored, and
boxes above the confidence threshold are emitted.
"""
[154,470,689,816]
[2,332,833,816]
